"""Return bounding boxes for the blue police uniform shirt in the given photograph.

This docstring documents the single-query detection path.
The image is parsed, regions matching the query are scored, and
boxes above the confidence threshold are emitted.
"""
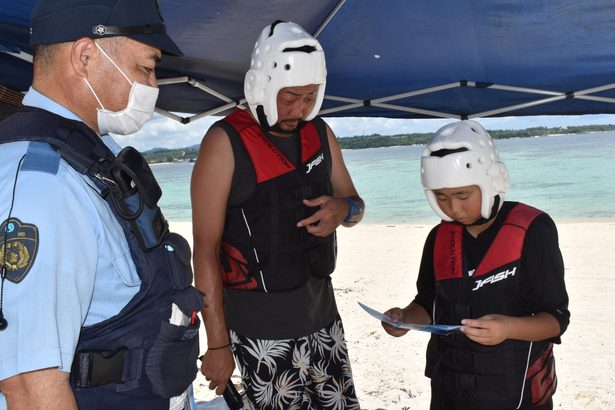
[0,88,141,395]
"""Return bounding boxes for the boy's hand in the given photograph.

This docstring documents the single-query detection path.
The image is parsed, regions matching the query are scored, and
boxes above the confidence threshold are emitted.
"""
[460,314,512,345]
[381,307,410,337]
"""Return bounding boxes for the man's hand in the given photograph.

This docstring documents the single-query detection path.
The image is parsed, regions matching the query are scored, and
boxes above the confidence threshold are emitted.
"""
[296,195,347,236]
[200,347,235,395]
[381,307,410,337]
[461,314,512,345]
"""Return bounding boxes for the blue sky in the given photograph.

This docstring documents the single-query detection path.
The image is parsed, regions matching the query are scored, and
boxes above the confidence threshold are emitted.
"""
[113,112,615,152]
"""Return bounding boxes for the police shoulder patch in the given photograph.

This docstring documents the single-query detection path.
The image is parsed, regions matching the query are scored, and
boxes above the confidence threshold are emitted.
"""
[1,218,39,283]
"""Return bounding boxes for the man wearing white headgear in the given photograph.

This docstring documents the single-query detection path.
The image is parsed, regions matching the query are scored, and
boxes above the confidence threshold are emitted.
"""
[191,20,363,409]
[381,121,570,410]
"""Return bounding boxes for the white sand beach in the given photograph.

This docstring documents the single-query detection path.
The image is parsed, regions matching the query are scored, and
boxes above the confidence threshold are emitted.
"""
[170,221,615,409]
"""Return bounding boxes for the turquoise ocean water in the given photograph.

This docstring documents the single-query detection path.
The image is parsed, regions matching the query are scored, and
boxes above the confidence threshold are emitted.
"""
[152,131,615,224]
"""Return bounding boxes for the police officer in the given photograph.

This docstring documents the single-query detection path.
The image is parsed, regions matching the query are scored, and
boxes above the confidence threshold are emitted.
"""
[192,21,364,409]
[0,1,202,409]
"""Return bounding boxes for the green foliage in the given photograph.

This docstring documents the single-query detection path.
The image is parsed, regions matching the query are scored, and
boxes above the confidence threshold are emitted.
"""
[338,132,432,149]
[140,124,615,162]
[142,148,199,164]
[337,124,615,149]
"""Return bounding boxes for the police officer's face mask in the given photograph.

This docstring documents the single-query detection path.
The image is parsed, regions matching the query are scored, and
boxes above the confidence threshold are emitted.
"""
[83,42,159,136]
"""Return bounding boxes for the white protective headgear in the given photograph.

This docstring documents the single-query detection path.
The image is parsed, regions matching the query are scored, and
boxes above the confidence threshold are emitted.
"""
[420,120,510,221]
[244,21,326,127]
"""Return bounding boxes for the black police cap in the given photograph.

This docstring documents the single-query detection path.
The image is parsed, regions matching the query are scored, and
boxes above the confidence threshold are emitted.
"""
[30,0,182,56]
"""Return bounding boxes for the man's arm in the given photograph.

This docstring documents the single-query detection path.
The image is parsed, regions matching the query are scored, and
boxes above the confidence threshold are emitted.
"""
[327,123,365,226]
[1,368,77,410]
[297,123,365,235]
[190,126,235,395]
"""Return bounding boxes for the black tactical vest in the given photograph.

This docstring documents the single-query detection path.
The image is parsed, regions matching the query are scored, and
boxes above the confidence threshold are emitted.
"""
[0,107,203,409]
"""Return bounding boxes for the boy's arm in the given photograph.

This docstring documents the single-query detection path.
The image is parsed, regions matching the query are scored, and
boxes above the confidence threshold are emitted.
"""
[524,214,570,337]
[460,312,560,346]
[382,227,438,337]
[463,213,569,346]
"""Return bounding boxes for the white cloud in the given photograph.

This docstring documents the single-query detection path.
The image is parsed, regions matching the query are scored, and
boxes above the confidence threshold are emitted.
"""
[111,112,615,151]
[112,114,218,151]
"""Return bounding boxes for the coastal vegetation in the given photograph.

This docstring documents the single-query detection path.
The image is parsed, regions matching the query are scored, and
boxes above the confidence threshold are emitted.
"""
[142,124,615,163]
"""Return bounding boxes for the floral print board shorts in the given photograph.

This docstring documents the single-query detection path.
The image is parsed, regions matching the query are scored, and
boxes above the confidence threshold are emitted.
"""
[230,316,360,410]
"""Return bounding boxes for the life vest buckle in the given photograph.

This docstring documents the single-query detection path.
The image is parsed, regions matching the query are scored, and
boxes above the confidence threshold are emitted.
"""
[456,373,477,390]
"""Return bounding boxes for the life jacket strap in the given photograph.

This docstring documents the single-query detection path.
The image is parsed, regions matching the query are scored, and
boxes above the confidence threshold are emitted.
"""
[445,371,503,391]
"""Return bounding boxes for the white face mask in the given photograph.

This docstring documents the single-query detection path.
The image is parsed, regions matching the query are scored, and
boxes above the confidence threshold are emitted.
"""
[84,42,159,135]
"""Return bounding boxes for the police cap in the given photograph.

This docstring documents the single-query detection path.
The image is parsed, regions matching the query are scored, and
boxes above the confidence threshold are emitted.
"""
[30,0,182,56]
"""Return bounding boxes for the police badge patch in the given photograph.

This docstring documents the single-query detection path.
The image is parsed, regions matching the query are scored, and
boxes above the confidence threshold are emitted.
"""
[1,218,39,283]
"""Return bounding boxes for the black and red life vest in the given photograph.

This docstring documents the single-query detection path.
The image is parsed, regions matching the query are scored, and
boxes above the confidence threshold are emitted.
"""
[217,109,336,292]
[427,203,557,409]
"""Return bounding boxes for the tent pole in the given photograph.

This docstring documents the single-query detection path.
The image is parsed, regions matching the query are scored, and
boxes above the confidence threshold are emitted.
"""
[469,81,615,118]
[319,102,365,115]
[472,83,563,96]
[319,83,464,117]
[188,79,234,103]
[157,76,190,85]
[2,51,33,64]
[575,82,615,96]
[154,108,185,123]
[313,0,347,38]
[373,102,460,119]
[190,100,247,122]
[575,95,615,104]
[468,95,567,119]
[371,82,463,104]
[325,95,363,103]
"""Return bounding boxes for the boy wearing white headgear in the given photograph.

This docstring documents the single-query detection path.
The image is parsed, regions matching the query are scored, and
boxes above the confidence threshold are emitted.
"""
[382,120,569,410]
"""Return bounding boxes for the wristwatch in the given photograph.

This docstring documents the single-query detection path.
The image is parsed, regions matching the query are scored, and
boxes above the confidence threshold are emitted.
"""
[344,197,362,222]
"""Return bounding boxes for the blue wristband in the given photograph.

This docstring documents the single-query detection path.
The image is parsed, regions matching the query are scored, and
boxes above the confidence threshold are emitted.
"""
[344,197,361,222]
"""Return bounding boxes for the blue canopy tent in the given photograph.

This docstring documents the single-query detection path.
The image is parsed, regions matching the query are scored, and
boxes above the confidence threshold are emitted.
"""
[2,0,615,123]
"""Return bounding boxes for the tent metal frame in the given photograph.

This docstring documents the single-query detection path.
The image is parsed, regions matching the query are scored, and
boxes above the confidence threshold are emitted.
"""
[8,50,614,124]
[153,78,615,124]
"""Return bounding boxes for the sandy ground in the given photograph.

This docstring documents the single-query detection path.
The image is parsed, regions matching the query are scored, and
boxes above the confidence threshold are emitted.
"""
[170,221,615,409]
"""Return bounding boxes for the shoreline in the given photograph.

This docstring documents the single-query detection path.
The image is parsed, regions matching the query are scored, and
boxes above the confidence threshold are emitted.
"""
[144,128,615,159]
[172,221,615,409]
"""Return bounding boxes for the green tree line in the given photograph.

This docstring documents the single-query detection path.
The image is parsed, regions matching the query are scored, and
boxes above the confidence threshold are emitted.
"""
[142,124,615,163]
